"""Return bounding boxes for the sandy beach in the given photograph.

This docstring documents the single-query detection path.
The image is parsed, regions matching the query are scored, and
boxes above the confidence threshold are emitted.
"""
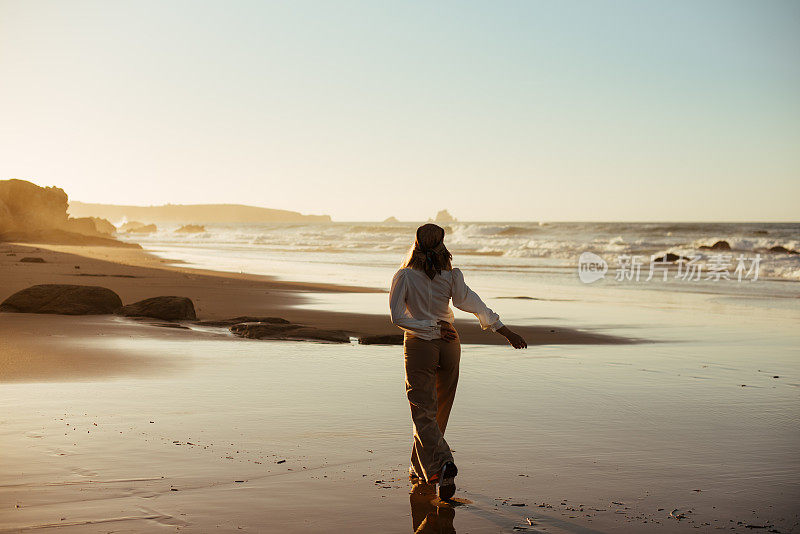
[1,242,798,533]
[0,243,638,383]
[2,1,798,531]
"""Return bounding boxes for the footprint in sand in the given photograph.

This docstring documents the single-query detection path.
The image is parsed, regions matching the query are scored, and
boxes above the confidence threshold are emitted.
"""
[71,467,99,478]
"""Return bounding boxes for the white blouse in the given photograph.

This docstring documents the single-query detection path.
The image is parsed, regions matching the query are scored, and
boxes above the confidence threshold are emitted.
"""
[389,267,503,340]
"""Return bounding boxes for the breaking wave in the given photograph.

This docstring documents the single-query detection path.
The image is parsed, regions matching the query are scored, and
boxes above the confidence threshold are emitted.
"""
[119,221,800,281]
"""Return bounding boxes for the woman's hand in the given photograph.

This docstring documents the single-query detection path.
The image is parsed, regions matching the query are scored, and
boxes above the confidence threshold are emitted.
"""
[497,326,527,349]
[438,320,458,342]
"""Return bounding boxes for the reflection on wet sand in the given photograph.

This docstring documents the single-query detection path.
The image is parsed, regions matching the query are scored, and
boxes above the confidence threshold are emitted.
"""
[2,308,798,532]
[410,483,456,534]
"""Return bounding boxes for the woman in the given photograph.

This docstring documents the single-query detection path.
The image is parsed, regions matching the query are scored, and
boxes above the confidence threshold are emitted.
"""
[389,223,527,501]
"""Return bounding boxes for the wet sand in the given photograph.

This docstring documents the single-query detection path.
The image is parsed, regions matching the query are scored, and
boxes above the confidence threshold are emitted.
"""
[1,244,639,382]
[1,243,798,533]
[1,313,798,533]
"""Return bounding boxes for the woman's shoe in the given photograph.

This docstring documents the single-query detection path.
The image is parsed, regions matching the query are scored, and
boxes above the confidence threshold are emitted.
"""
[437,461,458,501]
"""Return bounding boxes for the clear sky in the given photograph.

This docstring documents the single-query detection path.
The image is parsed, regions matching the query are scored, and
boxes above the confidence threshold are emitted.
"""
[1,1,798,221]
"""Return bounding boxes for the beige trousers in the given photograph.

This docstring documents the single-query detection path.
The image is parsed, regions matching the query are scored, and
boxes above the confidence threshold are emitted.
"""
[404,332,461,483]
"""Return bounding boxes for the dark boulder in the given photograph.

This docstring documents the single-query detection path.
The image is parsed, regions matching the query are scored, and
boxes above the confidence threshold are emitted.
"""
[358,334,404,345]
[283,327,351,343]
[768,245,798,254]
[0,284,122,315]
[229,322,297,337]
[175,224,205,233]
[653,253,691,263]
[19,256,46,263]
[152,322,191,330]
[230,322,350,343]
[698,240,731,251]
[117,296,197,320]
[195,316,290,327]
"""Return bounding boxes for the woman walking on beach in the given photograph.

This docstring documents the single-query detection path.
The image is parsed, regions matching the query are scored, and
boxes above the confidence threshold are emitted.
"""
[390,223,527,501]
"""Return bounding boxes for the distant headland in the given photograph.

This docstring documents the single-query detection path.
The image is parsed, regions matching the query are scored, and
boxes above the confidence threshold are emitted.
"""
[69,201,332,224]
[0,179,333,247]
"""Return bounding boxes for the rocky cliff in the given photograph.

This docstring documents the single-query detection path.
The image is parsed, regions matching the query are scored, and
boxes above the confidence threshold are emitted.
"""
[0,179,135,247]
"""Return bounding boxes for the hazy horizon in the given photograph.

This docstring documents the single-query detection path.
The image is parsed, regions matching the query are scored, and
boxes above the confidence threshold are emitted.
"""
[2,1,798,222]
[66,198,798,223]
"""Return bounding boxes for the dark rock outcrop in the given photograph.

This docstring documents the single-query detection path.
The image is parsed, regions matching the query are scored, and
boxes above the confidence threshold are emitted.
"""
[119,221,147,233]
[698,240,731,251]
[175,224,205,233]
[0,284,123,315]
[19,256,46,263]
[152,322,191,330]
[64,216,116,237]
[230,322,296,336]
[117,296,197,321]
[230,322,350,343]
[91,217,117,235]
[768,245,798,254]
[124,224,157,234]
[284,327,350,343]
[195,316,290,327]
[653,253,691,263]
[358,334,404,345]
[433,209,456,223]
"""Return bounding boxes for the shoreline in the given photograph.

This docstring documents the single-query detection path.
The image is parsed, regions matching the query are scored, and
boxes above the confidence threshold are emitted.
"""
[1,242,647,337]
[1,241,645,383]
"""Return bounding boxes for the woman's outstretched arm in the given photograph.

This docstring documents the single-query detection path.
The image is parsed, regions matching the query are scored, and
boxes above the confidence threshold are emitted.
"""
[495,325,527,349]
[451,268,527,349]
[450,268,503,330]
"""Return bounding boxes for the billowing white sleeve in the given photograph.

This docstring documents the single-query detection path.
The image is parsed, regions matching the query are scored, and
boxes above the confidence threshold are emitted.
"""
[389,270,438,336]
[451,268,503,331]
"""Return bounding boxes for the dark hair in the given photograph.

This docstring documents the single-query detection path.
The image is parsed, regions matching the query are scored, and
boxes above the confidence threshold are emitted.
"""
[401,223,453,279]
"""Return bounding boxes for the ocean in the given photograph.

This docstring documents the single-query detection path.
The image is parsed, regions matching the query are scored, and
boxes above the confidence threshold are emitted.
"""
[118,221,800,302]
[5,223,797,532]
[6,220,799,531]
